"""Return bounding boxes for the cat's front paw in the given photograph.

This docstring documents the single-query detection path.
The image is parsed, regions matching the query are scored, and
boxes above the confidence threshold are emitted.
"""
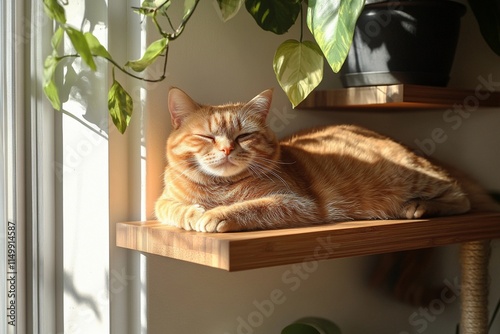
[195,208,240,233]
[181,204,206,231]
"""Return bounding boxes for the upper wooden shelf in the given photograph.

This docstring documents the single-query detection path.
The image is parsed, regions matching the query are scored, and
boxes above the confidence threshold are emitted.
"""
[298,84,500,110]
[117,212,500,272]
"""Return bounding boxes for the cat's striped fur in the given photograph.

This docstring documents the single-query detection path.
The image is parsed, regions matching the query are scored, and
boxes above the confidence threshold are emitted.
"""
[155,88,475,233]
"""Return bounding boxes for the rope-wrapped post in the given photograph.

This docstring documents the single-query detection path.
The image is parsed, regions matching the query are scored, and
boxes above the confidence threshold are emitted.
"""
[460,240,491,334]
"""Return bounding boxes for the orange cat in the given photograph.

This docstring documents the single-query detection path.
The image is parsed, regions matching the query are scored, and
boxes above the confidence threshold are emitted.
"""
[155,88,472,232]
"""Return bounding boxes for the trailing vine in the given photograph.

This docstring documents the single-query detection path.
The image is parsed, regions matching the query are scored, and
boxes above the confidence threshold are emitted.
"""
[42,0,200,133]
[42,0,370,133]
[42,0,500,134]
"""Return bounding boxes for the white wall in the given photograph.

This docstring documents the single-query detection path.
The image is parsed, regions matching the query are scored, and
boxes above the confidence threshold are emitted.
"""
[145,2,500,333]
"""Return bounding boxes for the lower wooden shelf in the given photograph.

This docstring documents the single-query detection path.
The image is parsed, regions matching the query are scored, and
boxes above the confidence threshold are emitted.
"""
[116,212,500,271]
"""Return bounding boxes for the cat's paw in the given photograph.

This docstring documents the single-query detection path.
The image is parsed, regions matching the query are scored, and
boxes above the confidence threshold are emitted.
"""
[181,204,206,231]
[402,200,426,219]
[195,208,241,233]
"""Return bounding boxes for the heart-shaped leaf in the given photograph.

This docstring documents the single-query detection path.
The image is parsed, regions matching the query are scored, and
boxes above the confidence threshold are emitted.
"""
[307,0,365,72]
[51,26,64,50]
[273,39,324,107]
[108,76,134,134]
[245,0,301,35]
[125,37,168,72]
[84,32,112,59]
[43,54,62,110]
[216,0,244,22]
[43,0,66,24]
[65,26,97,71]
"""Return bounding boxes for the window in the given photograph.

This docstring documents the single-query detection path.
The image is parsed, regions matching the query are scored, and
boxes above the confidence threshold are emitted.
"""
[1,1,146,333]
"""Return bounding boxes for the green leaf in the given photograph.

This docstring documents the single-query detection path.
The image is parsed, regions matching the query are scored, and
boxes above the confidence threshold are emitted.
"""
[307,0,365,72]
[134,0,171,17]
[467,0,500,56]
[273,39,323,107]
[125,37,168,72]
[216,0,244,22]
[65,27,97,71]
[153,0,171,9]
[245,0,301,35]
[142,0,156,7]
[44,79,61,110]
[108,76,133,134]
[134,1,155,16]
[84,32,112,59]
[133,7,154,16]
[43,0,67,24]
[43,54,62,110]
[51,26,64,50]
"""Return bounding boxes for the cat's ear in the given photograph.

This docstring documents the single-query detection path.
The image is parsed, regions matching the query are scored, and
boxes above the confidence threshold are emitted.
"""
[168,87,201,129]
[243,89,273,121]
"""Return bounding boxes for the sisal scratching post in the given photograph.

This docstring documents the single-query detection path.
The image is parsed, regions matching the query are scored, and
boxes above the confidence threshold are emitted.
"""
[460,240,491,334]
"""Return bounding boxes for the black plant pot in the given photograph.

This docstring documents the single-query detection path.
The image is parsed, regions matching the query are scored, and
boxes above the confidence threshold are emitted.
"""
[340,0,466,87]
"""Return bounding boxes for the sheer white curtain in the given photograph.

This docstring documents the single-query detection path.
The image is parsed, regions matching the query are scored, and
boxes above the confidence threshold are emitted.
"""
[1,0,146,333]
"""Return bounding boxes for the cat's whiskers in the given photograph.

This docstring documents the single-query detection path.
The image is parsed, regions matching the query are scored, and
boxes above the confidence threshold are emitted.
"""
[258,157,295,165]
[241,155,272,181]
[246,164,267,181]
[250,155,284,171]
[248,158,291,191]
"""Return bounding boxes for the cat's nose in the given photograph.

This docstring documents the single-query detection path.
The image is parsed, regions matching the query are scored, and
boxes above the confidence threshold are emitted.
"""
[221,145,234,156]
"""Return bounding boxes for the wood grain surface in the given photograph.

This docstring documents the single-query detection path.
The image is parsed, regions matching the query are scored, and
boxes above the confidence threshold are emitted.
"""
[298,85,500,110]
[116,212,500,271]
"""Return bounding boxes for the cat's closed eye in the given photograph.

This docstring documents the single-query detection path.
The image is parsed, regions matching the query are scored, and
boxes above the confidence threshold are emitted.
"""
[194,134,215,143]
[236,132,255,142]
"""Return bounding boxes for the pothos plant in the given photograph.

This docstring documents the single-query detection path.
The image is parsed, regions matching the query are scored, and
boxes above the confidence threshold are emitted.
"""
[43,0,500,134]
[42,0,366,133]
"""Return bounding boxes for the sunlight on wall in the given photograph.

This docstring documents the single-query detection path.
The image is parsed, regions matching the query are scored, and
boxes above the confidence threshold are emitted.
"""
[144,1,500,334]
[58,1,110,332]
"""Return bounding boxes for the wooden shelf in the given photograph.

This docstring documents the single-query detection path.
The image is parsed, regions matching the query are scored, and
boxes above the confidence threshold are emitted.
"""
[298,84,500,110]
[117,212,500,271]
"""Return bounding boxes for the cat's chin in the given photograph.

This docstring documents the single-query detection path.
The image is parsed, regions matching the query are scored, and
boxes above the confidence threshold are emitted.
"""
[198,155,247,178]
[203,162,247,178]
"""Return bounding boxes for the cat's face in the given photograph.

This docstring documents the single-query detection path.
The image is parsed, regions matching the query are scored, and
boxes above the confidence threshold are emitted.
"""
[166,88,278,180]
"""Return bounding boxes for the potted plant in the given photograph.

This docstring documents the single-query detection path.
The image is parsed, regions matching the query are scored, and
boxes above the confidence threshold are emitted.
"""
[340,0,468,87]
[42,0,500,133]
